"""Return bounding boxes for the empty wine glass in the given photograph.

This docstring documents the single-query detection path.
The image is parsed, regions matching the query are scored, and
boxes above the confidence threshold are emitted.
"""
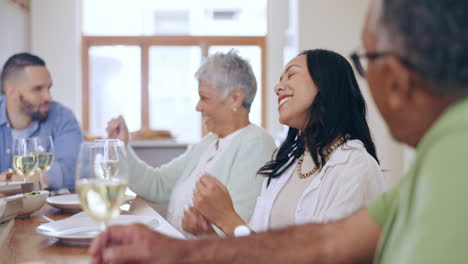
[12,138,39,182]
[75,140,128,231]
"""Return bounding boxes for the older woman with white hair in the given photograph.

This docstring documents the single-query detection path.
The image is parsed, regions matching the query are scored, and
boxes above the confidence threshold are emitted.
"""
[106,51,276,236]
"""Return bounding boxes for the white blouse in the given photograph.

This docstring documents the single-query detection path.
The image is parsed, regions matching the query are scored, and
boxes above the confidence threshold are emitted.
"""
[167,125,248,235]
[249,140,386,232]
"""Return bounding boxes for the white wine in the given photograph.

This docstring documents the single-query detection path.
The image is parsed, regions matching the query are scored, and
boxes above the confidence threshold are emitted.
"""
[76,179,127,223]
[12,155,38,180]
[34,152,54,172]
[93,160,120,180]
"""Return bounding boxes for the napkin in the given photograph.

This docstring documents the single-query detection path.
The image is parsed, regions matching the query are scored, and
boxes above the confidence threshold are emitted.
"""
[37,212,160,237]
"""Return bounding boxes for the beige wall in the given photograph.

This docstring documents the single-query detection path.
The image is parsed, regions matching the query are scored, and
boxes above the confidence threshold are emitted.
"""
[0,0,30,73]
[30,0,82,122]
[266,0,290,142]
[0,0,82,118]
[297,0,406,187]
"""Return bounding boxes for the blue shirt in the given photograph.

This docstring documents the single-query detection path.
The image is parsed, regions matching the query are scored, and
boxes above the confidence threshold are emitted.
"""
[0,96,83,190]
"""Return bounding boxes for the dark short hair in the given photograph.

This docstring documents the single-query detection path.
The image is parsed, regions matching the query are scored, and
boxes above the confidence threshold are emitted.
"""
[258,49,379,185]
[0,53,46,95]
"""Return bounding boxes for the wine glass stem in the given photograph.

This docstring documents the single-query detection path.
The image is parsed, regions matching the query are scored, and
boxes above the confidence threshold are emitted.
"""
[38,172,43,190]
[100,222,108,232]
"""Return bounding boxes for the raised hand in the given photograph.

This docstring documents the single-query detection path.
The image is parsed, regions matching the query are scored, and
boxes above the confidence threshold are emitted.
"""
[106,115,130,145]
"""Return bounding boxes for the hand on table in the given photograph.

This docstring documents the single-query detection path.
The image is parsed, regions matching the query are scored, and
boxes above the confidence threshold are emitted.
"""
[0,170,48,188]
[90,224,182,264]
[106,115,130,146]
[0,170,17,182]
[193,174,246,235]
[182,206,216,236]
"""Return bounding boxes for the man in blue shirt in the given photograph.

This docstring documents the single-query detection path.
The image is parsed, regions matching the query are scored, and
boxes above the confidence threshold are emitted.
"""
[0,53,82,191]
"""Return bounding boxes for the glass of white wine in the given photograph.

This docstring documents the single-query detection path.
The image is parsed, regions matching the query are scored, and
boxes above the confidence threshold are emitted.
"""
[33,136,54,188]
[12,138,39,182]
[75,140,128,231]
[93,139,124,180]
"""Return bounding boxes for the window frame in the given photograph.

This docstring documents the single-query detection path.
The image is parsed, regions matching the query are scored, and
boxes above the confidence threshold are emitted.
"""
[81,35,267,135]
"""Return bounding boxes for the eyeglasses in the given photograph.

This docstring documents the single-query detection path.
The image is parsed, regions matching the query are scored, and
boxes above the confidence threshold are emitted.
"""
[350,49,414,78]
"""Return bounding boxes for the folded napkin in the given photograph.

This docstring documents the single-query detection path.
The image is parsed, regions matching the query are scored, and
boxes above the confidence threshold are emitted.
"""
[37,212,160,238]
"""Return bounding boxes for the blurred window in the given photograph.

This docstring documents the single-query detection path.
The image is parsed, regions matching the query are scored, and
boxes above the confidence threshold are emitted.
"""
[83,0,266,36]
[82,0,267,142]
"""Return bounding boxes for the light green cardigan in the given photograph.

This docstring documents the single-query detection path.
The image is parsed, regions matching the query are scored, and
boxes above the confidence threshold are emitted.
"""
[126,124,276,225]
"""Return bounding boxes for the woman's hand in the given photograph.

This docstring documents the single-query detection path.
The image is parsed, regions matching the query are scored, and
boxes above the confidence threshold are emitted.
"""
[193,174,246,235]
[182,207,216,236]
[106,115,130,146]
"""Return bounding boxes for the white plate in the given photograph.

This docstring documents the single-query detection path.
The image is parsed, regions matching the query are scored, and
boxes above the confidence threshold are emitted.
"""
[46,194,136,210]
[36,213,160,246]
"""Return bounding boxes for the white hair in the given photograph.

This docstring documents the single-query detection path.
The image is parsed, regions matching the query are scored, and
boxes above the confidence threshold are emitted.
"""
[195,50,257,111]
[371,0,405,60]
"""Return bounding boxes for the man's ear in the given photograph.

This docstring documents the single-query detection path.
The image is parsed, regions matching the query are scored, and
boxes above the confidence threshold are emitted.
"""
[3,81,16,97]
[229,88,245,109]
[384,56,414,110]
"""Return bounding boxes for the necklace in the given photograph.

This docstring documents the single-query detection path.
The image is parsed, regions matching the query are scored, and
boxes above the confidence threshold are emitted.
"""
[296,134,350,179]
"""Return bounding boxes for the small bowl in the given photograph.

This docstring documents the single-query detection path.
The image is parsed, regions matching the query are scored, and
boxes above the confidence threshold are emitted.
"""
[17,190,50,216]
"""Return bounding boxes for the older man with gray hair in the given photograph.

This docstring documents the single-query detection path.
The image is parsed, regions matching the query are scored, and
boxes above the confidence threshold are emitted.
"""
[91,0,468,263]
[106,50,276,237]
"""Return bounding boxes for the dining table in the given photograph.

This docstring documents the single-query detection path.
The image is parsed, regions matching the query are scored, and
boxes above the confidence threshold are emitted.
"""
[0,197,184,264]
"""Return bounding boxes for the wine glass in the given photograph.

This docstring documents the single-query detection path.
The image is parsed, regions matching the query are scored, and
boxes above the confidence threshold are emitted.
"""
[93,139,125,180]
[12,138,39,182]
[33,136,55,188]
[75,140,128,231]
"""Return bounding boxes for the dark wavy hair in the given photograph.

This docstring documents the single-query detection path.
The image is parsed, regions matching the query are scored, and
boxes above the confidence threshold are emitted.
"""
[258,49,379,186]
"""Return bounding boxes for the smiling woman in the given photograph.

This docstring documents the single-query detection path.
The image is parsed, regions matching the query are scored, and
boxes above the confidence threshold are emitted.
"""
[195,51,257,137]
[189,49,386,235]
[264,49,380,183]
[105,51,276,237]
[275,55,319,130]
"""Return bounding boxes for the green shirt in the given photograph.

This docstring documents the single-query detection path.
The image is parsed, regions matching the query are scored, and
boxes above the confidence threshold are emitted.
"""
[369,97,468,264]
